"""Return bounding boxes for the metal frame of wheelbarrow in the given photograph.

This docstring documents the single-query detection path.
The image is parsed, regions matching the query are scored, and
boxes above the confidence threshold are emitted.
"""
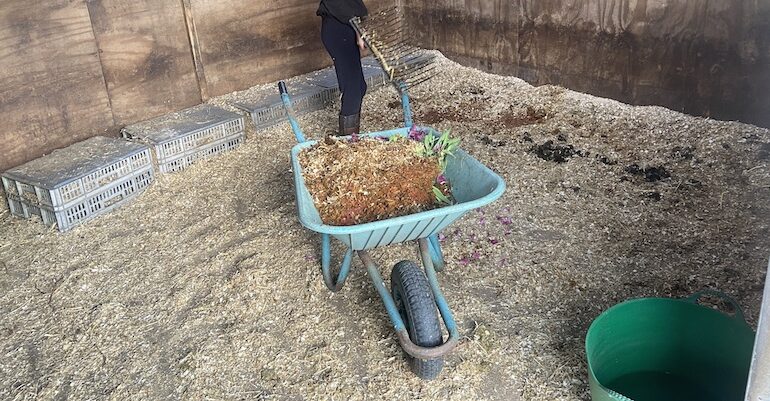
[278,80,505,362]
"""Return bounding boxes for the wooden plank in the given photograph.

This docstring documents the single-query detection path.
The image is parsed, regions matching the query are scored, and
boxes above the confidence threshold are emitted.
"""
[189,0,397,97]
[0,0,114,172]
[86,0,202,125]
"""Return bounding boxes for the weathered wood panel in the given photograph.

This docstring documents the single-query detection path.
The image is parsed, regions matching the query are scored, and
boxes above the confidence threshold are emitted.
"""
[0,0,114,172]
[86,0,201,125]
[406,0,770,128]
[190,0,397,97]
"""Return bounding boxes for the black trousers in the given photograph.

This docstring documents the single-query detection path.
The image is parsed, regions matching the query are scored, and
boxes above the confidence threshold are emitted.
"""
[321,16,367,116]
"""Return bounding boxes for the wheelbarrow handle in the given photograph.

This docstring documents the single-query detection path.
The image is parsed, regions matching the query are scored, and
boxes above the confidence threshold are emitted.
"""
[277,81,306,143]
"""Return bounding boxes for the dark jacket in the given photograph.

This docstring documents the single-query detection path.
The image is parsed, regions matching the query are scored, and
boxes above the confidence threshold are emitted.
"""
[317,0,368,24]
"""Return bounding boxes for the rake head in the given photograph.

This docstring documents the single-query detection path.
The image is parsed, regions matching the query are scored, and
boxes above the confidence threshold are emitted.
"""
[350,7,437,92]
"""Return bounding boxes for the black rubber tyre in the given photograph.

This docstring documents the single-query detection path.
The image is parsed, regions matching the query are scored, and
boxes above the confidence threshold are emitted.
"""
[391,260,444,380]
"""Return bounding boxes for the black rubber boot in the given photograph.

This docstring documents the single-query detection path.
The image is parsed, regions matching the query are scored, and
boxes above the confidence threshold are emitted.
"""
[338,113,360,136]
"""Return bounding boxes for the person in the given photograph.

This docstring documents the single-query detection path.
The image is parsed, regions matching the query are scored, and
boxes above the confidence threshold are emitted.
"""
[316,0,368,136]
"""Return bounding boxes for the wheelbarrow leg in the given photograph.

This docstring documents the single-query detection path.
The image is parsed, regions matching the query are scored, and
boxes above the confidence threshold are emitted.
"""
[321,233,353,292]
[417,238,459,341]
[427,234,445,272]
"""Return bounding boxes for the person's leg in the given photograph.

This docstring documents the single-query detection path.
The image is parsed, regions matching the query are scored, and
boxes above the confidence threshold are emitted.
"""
[321,16,368,135]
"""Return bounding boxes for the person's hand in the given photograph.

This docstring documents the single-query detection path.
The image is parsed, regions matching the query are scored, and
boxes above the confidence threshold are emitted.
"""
[356,33,366,51]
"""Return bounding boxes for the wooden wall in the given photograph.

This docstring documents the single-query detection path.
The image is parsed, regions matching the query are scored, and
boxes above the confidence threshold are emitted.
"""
[404,0,770,129]
[3,0,767,172]
[0,0,114,174]
[0,0,395,172]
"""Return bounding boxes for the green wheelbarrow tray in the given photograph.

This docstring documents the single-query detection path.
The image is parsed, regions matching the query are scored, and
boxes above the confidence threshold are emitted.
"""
[586,290,755,401]
[290,126,505,250]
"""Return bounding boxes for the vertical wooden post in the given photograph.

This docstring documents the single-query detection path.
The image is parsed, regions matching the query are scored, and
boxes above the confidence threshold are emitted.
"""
[180,0,209,101]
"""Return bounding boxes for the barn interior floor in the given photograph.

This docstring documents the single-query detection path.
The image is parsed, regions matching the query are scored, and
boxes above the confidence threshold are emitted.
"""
[2,53,769,400]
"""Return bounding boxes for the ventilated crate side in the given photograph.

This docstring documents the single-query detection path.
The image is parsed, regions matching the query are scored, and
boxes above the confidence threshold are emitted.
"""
[55,180,85,207]
[2,137,152,211]
[2,177,17,196]
[154,116,245,163]
[159,133,244,174]
[229,81,331,131]
[13,148,152,210]
[58,168,154,231]
[292,90,335,114]
[255,91,336,130]
[122,105,246,167]
[20,202,57,227]
[6,195,25,218]
[80,147,153,194]
[250,105,286,129]
[20,167,156,232]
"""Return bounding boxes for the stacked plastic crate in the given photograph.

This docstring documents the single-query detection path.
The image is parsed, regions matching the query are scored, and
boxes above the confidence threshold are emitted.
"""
[307,64,388,99]
[230,60,388,130]
[361,56,390,88]
[2,137,155,232]
[121,104,245,173]
[230,81,335,131]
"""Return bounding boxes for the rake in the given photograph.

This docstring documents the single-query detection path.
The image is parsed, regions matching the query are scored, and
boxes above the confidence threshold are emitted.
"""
[350,7,437,92]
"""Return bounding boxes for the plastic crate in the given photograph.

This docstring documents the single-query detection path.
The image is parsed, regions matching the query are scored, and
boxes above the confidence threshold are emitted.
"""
[230,81,335,130]
[1,137,153,211]
[159,132,244,173]
[5,195,24,218]
[121,104,245,166]
[364,64,389,88]
[306,64,388,92]
[360,53,432,87]
[8,166,155,232]
[298,67,338,90]
[361,56,390,85]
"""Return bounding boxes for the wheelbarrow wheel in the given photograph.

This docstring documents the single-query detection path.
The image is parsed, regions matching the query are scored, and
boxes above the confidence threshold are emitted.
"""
[391,260,444,380]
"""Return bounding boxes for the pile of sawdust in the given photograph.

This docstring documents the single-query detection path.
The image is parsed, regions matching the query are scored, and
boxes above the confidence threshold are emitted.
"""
[299,137,442,225]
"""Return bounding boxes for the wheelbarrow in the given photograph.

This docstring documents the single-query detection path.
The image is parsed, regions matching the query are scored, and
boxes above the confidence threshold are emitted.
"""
[278,80,505,379]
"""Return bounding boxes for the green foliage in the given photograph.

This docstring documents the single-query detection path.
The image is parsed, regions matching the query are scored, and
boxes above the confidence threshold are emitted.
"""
[416,129,461,171]
[432,186,452,205]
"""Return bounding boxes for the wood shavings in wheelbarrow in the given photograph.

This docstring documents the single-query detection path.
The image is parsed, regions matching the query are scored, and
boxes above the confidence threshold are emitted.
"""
[298,136,445,225]
[0,50,769,401]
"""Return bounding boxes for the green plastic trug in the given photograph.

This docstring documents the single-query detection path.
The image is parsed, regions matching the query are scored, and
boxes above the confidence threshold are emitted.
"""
[585,293,755,401]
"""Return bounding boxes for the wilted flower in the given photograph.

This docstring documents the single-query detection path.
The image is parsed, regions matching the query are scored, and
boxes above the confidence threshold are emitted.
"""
[436,174,448,185]
[408,126,427,142]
